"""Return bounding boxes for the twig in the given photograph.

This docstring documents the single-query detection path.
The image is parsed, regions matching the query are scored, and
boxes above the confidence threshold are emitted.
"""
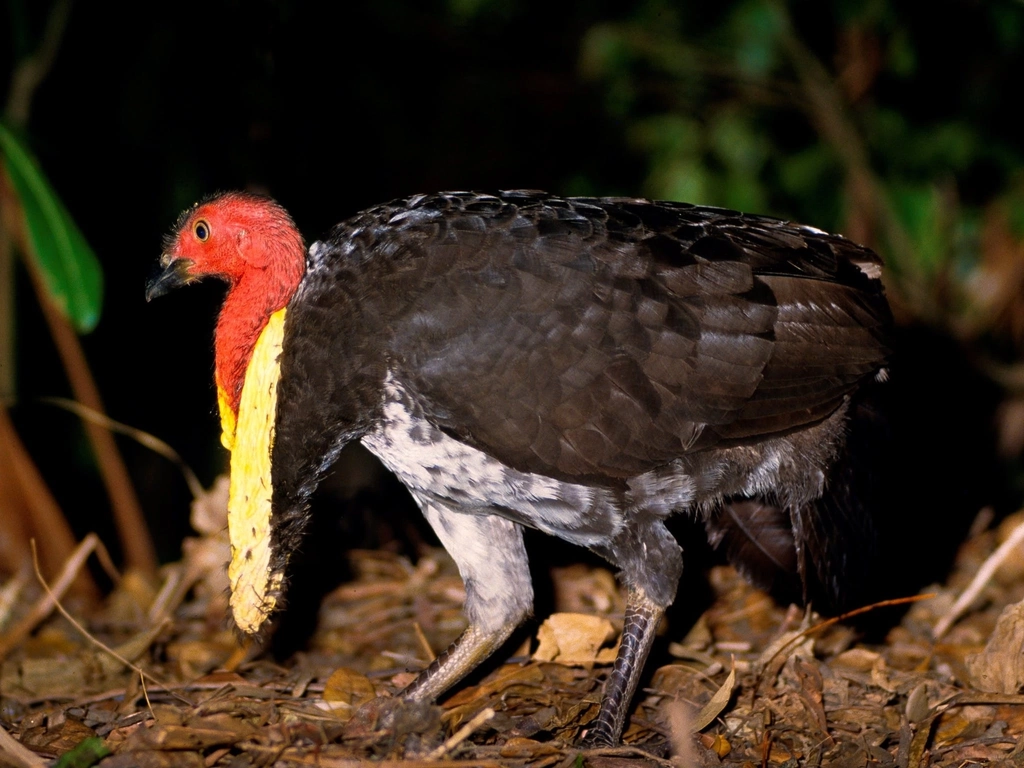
[412,620,435,662]
[1,0,74,403]
[0,403,94,596]
[773,3,927,316]
[0,532,102,659]
[0,721,47,768]
[147,564,186,623]
[4,0,74,125]
[20,239,157,576]
[933,517,1024,639]
[753,593,935,694]
[28,540,189,711]
[424,708,495,760]
[40,396,204,500]
[0,194,13,401]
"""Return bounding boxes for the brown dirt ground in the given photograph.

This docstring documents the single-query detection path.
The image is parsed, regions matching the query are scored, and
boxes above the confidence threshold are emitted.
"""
[3,498,1024,768]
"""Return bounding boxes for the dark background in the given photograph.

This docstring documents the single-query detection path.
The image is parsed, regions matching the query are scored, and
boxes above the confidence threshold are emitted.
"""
[4,0,1024,584]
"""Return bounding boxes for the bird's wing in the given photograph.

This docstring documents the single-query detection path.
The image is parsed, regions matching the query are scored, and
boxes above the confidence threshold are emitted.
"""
[331,192,890,483]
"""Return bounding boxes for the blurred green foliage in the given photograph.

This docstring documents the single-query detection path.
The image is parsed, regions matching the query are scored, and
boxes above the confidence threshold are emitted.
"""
[576,0,1024,344]
[0,121,103,333]
[3,0,1023,537]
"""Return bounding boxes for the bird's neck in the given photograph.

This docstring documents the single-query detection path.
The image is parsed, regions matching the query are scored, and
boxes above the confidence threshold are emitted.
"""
[214,266,303,418]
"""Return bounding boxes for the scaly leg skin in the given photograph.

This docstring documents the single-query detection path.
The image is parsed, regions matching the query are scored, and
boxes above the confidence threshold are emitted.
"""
[356,620,522,739]
[401,622,517,703]
[400,501,534,704]
[582,588,664,747]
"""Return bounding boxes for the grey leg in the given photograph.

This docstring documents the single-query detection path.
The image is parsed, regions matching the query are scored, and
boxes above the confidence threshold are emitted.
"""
[583,514,681,745]
[401,502,534,703]
[582,587,663,746]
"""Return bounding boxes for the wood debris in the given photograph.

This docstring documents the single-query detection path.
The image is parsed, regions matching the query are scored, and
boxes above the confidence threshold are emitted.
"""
[2,502,1024,767]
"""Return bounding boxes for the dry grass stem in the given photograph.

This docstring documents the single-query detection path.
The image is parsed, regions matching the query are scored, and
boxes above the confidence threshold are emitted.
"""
[0,533,104,659]
[40,396,205,500]
[934,516,1024,638]
[27,539,185,713]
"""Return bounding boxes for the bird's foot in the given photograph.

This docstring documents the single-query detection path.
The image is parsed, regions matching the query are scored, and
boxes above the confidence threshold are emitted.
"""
[345,695,441,742]
[578,720,617,749]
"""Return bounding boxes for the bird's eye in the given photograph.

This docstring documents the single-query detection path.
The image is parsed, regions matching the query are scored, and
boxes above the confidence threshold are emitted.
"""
[194,220,210,241]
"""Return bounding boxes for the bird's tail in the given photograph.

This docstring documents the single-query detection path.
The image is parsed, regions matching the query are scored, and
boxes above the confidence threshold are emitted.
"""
[706,384,885,614]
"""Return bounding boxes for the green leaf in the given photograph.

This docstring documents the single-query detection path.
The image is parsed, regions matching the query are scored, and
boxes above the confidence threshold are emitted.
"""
[0,121,103,333]
[53,736,111,768]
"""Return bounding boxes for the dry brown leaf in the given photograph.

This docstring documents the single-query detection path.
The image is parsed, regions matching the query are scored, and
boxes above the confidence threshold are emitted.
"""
[793,657,831,741]
[3,477,1024,767]
[692,664,736,732]
[933,705,995,747]
[322,666,377,721]
[1,622,160,700]
[550,564,620,615]
[126,721,252,750]
[498,736,562,759]
[905,681,931,723]
[19,715,96,756]
[831,647,882,673]
[967,599,1024,692]
[532,612,616,665]
[165,637,235,679]
[699,732,731,758]
[100,751,205,768]
[868,654,899,693]
[444,663,546,710]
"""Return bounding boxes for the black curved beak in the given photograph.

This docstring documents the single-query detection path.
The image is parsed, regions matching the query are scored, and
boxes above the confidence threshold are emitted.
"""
[146,255,194,302]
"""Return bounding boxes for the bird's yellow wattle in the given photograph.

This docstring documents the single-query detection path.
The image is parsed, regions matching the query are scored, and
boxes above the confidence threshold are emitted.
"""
[217,385,237,451]
[226,307,287,634]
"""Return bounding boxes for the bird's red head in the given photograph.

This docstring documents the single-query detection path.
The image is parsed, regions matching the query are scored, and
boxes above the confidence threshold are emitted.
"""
[147,192,305,298]
[148,192,307,418]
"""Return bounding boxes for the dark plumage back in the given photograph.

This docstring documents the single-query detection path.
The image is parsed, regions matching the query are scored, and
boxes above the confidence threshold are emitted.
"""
[301,191,889,479]
[273,190,890,610]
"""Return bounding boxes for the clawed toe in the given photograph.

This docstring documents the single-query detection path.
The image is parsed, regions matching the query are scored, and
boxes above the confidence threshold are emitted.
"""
[345,695,440,740]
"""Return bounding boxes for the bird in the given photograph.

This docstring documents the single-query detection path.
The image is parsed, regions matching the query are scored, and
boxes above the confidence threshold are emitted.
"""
[147,189,891,745]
